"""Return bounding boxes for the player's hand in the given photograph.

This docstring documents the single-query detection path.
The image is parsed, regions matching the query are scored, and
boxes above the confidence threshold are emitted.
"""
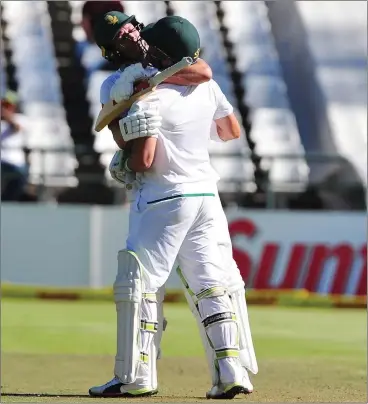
[109,150,136,187]
[110,63,157,103]
[119,96,162,142]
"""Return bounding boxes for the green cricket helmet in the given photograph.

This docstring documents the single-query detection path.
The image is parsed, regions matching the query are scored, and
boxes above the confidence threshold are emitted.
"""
[93,11,145,63]
[141,16,200,68]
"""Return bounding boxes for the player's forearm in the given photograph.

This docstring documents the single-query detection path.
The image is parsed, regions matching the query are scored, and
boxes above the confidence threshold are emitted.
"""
[215,114,241,141]
[164,58,212,85]
[127,137,157,172]
[127,156,150,172]
[216,126,236,142]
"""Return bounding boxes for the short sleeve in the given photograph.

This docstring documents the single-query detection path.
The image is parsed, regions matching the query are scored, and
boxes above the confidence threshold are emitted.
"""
[100,72,120,105]
[211,79,233,120]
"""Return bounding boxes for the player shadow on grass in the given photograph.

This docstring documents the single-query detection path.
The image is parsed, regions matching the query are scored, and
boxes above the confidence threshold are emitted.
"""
[1,393,91,398]
[2,393,208,400]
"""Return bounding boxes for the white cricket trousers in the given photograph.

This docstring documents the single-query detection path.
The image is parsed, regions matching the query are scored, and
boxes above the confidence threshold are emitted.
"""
[127,195,226,294]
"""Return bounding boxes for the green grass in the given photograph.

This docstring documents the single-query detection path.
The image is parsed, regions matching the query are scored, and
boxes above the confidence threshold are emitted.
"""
[1,299,202,357]
[2,299,365,359]
[1,298,366,402]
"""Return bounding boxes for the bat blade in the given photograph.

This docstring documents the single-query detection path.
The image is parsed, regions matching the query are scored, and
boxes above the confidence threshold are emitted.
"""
[94,86,155,132]
[94,57,193,132]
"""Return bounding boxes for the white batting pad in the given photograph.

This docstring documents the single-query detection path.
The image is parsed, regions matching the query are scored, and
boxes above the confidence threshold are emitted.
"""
[181,284,219,383]
[198,293,244,386]
[229,285,259,375]
[177,268,244,386]
[114,250,143,383]
[140,295,158,389]
[155,285,166,360]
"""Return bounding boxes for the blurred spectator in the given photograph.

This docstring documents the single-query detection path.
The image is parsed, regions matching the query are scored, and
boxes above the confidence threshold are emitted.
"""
[75,1,125,77]
[1,91,30,201]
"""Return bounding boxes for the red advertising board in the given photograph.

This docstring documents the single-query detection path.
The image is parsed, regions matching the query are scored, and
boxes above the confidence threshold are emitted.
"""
[227,211,367,296]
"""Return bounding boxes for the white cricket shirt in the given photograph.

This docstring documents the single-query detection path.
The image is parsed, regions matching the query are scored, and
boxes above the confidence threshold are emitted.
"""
[100,71,121,106]
[135,79,233,203]
[100,72,233,204]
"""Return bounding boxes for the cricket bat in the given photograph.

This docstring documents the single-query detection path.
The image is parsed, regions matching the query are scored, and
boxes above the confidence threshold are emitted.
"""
[94,56,193,132]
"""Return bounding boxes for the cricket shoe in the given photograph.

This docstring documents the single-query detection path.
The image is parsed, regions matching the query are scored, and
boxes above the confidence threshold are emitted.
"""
[206,373,253,399]
[89,376,158,398]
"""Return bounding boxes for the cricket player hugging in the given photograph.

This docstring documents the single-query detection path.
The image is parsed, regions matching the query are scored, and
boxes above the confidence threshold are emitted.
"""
[89,14,258,400]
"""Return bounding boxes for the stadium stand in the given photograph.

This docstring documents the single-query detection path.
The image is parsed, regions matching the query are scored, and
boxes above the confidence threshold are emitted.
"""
[70,1,119,179]
[265,0,367,209]
[297,1,367,187]
[48,1,116,204]
[221,1,309,192]
[1,3,17,95]
[2,0,77,190]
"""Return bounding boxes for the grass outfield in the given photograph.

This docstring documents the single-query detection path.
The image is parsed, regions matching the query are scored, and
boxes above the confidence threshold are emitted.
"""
[1,298,366,402]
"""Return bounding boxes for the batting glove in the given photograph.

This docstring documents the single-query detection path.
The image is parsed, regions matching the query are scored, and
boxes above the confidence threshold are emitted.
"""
[109,150,136,187]
[119,96,162,142]
[110,63,158,103]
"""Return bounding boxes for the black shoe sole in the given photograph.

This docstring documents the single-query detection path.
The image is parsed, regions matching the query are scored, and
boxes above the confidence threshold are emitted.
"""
[206,385,248,400]
[89,389,158,398]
